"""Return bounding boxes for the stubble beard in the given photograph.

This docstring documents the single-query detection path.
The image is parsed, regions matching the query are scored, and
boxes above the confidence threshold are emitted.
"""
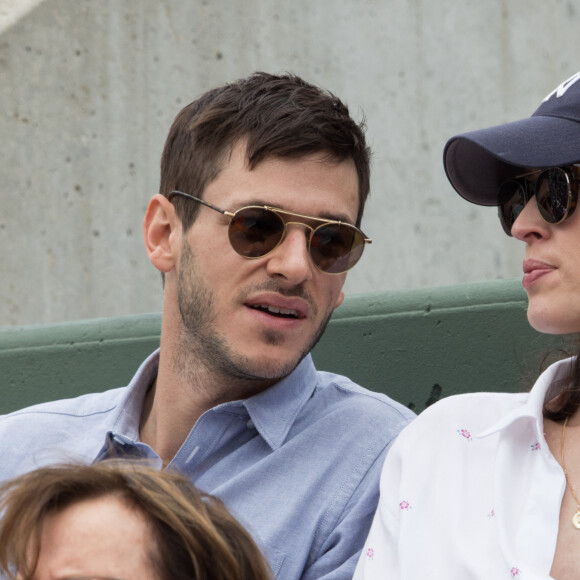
[175,242,335,389]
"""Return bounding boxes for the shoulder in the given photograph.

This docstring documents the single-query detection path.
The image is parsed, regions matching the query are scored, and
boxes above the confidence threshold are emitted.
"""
[414,390,526,425]
[386,390,528,459]
[0,386,131,481]
[312,370,416,436]
[0,385,129,422]
[317,371,415,422]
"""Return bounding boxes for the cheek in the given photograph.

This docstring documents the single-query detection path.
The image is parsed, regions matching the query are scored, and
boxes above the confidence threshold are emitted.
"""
[332,288,345,309]
[323,278,346,311]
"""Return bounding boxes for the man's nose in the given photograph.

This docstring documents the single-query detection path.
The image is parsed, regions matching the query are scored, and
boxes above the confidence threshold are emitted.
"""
[264,224,314,285]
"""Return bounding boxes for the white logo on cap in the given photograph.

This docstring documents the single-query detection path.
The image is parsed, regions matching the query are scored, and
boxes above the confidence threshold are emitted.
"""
[543,71,580,102]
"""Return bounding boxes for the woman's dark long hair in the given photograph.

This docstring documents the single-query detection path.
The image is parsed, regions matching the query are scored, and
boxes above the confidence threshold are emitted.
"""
[543,344,580,421]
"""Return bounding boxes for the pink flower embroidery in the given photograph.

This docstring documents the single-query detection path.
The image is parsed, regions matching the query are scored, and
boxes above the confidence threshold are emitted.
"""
[366,548,375,560]
[457,428,472,442]
[510,567,520,576]
[487,508,495,519]
[399,500,411,510]
[530,441,540,451]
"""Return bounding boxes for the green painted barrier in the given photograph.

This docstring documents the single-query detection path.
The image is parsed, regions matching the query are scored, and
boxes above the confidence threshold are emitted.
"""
[0,279,565,415]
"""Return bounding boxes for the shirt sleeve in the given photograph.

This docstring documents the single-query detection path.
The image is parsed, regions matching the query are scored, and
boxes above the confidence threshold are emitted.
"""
[299,440,394,580]
[353,436,404,579]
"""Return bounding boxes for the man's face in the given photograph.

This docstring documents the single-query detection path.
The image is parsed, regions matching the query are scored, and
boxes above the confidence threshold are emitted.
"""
[173,142,360,385]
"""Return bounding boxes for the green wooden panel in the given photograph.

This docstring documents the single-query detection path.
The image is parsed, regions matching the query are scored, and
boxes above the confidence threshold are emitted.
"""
[0,315,161,414]
[0,279,565,415]
[311,279,563,412]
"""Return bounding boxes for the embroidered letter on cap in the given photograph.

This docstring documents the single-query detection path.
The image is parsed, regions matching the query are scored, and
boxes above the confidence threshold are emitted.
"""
[542,71,580,102]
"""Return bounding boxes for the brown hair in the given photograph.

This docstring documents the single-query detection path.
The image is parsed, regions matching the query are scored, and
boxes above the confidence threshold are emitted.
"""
[542,343,580,421]
[0,461,271,580]
[160,71,371,230]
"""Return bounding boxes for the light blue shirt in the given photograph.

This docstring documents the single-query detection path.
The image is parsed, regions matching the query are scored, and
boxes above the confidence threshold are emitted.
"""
[0,350,414,579]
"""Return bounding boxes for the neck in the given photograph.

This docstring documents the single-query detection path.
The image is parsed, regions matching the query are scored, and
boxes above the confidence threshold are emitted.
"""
[139,291,288,464]
[139,332,275,466]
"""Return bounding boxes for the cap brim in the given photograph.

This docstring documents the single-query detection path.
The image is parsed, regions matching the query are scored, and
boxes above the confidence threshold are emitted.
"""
[443,116,580,206]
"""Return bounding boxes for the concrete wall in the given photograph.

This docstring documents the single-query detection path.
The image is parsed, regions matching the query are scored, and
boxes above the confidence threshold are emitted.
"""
[1,0,579,326]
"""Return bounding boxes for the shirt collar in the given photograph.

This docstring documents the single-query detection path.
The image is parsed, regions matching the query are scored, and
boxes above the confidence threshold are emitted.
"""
[109,349,160,440]
[477,357,577,438]
[243,354,319,451]
[109,349,318,452]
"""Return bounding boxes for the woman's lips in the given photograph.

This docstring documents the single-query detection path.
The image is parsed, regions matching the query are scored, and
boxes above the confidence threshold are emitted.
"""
[522,259,556,289]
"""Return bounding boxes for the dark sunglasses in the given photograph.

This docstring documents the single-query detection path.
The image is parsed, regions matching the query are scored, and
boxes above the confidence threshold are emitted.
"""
[168,191,371,274]
[497,165,579,236]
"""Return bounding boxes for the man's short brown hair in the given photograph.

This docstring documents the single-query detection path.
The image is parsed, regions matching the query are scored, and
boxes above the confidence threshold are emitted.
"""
[160,72,371,230]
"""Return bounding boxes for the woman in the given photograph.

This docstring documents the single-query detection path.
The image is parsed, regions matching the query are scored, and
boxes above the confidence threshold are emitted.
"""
[355,71,580,579]
[0,460,271,580]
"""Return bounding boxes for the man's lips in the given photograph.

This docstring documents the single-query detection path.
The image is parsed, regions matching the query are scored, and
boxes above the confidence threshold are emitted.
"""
[245,294,309,319]
[522,259,556,289]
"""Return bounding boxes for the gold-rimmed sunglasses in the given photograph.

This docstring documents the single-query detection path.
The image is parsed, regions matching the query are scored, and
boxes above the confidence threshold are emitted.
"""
[168,190,371,274]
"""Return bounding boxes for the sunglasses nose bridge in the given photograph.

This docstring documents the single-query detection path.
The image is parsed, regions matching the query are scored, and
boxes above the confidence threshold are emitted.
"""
[515,178,533,206]
[269,217,314,250]
[282,220,315,239]
[274,220,318,267]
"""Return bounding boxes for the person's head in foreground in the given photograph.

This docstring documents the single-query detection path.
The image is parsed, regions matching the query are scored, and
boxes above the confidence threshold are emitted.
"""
[444,71,580,418]
[0,461,271,580]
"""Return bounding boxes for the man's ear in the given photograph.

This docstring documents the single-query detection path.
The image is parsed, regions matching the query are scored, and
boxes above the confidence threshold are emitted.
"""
[334,290,345,309]
[144,194,181,273]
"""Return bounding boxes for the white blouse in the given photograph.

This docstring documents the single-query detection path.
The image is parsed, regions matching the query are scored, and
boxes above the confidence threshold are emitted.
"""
[354,358,578,580]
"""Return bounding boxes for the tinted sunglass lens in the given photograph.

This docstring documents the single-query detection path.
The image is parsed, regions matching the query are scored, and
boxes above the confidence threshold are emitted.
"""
[310,224,364,274]
[498,180,527,236]
[229,208,284,257]
[536,168,571,224]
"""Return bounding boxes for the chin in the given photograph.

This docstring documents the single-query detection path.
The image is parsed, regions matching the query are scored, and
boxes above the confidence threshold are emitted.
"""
[249,355,303,380]
[230,348,304,382]
[527,309,579,335]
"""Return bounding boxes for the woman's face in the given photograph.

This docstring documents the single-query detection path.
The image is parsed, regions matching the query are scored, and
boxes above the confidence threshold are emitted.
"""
[32,495,157,580]
[511,186,580,334]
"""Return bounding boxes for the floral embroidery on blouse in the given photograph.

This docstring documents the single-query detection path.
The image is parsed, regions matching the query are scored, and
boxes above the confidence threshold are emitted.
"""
[510,566,521,576]
[530,441,540,451]
[399,500,411,510]
[457,428,472,442]
[487,508,495,519]
[365,548,375,560]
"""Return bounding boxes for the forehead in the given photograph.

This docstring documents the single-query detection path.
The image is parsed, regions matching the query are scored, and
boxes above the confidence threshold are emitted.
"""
[207,142,359,223]
[35,496,154,580]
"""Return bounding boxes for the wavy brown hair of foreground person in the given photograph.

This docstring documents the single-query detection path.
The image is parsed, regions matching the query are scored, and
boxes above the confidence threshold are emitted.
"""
[0,460,272,580]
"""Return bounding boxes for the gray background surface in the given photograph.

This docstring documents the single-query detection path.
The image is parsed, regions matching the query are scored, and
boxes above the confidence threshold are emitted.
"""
[1,0,577,326]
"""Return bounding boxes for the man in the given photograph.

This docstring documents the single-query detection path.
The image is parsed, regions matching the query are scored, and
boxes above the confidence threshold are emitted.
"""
[1,73,414,579]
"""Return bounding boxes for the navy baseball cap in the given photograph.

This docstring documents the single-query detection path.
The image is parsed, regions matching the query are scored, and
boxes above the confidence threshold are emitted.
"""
[444,71,580,206]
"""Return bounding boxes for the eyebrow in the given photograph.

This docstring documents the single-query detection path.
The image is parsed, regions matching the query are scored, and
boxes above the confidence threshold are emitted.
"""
[237,199,356,224]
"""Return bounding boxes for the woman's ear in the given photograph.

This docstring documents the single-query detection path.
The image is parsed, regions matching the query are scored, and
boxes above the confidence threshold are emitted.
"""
[143,194,181,273]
